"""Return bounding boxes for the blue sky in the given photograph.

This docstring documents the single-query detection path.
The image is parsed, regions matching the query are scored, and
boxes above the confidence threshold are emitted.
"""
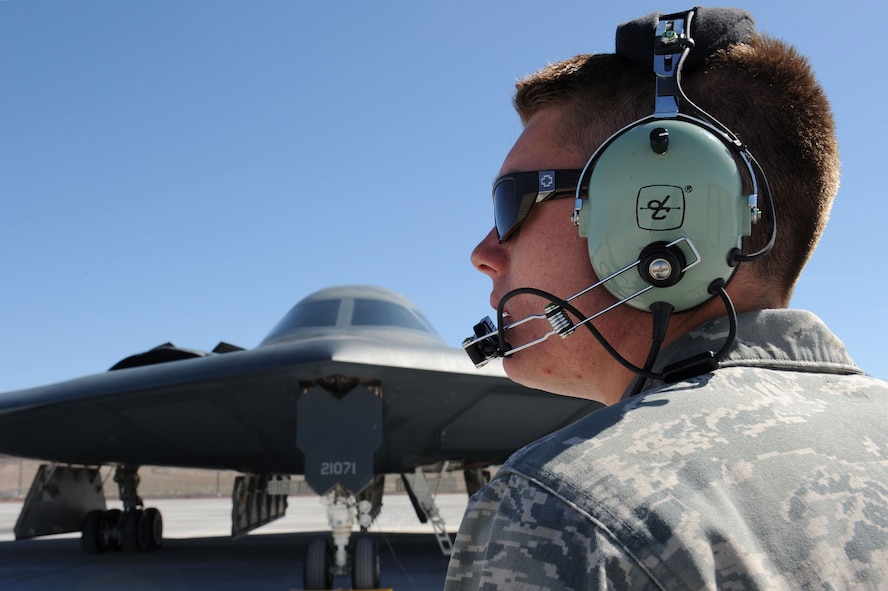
[1,0,883,392]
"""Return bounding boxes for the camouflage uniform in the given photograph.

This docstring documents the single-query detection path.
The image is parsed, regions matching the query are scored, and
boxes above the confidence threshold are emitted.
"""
[446,309,888,590]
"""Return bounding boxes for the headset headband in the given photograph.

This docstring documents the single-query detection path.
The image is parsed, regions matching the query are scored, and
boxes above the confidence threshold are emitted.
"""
[616,7,755,70]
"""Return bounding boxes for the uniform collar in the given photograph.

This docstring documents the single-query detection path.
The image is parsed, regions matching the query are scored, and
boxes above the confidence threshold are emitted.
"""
[654,309,862,377]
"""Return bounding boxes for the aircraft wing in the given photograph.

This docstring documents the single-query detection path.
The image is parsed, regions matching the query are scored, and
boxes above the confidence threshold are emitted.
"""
[0,333,597,477]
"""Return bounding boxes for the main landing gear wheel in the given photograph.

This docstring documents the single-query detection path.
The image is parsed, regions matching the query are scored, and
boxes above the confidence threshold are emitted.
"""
[80,506,163,554]
[81,509,111,554]
[304,538,333,590]
[145,507,163,549]
[121,509,151,553]
[352,535,381,589]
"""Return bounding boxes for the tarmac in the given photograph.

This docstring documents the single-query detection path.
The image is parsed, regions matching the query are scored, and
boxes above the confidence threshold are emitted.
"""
[0,493,469,590]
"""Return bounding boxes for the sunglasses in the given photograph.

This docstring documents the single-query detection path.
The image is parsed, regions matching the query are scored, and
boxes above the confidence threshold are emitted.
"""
[493,169,586,242]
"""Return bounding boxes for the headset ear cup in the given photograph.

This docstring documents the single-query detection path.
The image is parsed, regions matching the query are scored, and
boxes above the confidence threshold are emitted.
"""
[577,118,751,312]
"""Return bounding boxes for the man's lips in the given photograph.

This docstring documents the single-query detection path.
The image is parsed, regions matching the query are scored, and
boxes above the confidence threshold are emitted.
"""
[490,298,511,321]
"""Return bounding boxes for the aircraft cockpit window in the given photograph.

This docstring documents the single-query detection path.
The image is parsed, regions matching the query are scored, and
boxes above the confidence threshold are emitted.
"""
[352,299,434,333]
[286,299,340,328]
[262,299,341,343]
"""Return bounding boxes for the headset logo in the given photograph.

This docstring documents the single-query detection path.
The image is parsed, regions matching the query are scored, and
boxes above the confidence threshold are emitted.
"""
[637,185,685,230]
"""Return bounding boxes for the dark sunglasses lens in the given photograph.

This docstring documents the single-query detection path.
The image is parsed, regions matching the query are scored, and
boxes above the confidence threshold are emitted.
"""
[493,178,519,241]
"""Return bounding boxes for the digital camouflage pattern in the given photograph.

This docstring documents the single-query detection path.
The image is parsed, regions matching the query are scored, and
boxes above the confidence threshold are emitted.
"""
[446,310,888,590]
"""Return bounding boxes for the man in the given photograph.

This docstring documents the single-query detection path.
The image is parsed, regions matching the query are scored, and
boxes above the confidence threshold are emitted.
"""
[447,7,888,590]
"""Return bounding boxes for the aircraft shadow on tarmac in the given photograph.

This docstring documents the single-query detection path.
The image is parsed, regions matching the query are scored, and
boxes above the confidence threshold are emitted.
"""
[0,531,450,591]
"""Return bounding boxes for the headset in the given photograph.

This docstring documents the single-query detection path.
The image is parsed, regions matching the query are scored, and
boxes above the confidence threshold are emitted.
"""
[463,8,776,390]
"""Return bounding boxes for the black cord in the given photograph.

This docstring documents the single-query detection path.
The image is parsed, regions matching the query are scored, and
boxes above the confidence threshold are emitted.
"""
[671,26,777,267]
[731,151,776,264]
[496,281,739,387]
[659,280,737,383]
[497,287,665,380]
[625,301,674,397]
[709,280,738,363]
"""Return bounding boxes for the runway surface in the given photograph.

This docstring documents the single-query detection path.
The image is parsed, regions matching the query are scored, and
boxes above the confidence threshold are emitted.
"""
[0,494,469,590]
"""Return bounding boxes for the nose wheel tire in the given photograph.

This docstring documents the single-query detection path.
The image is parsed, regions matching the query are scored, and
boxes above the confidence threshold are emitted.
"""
[352,535,380,589]
[304,537,333,590]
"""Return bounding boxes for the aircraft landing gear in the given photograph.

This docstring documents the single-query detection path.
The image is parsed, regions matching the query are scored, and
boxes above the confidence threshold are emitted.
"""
[303,486,381,590]
[80,464,163,554]
[303,535,380,590]
[80,506,162,554]
[12,462,164,556]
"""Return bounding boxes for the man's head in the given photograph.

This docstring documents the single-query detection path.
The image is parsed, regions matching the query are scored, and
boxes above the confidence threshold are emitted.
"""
[512,26,839,301]
[471,8,840,403]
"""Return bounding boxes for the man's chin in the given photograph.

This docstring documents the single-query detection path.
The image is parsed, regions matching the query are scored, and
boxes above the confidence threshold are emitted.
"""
[503,351,607,402]
[503,354,558,393]
[502,355,535,386]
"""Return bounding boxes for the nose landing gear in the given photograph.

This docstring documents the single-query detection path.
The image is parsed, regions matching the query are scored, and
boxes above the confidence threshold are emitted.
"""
[303,485,382,590]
